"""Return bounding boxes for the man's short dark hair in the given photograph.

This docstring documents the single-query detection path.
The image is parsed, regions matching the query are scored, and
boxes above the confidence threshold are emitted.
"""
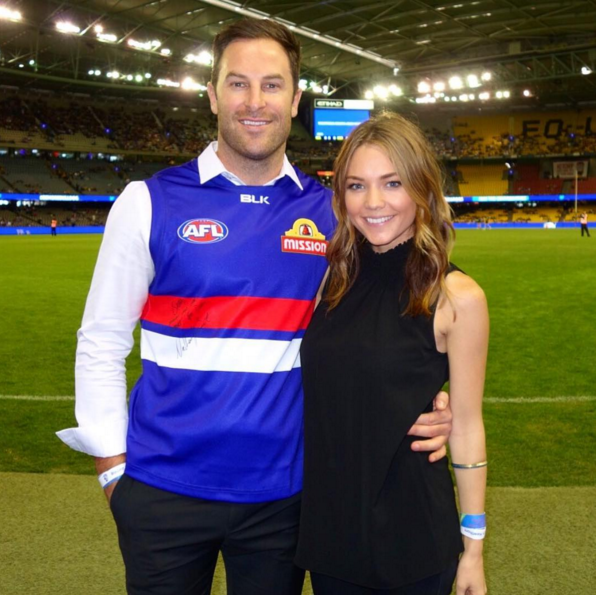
[211,18,301,93]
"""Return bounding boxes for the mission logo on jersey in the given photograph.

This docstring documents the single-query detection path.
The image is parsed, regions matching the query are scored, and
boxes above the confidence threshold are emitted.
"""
[178,219,229,244]
[281,218,328,256]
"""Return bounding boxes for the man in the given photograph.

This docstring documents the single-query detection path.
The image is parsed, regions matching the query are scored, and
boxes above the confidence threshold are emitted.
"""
[58,19,452,595]
[580,211,590,237]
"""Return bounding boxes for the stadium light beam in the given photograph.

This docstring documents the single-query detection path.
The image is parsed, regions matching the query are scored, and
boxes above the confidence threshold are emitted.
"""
[56,21,81,34]
[0,6,22,21]
[97,32,118,43]
[449,76,463,90]
[466,74,480,88]
[418,81,431,94]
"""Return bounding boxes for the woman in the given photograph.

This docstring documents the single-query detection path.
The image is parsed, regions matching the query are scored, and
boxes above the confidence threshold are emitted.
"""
[295,112,488,595]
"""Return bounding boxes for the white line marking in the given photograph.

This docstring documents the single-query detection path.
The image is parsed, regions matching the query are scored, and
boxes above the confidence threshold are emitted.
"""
[0,395,75,401]
[1,395,595,403]
[484,396,596,403]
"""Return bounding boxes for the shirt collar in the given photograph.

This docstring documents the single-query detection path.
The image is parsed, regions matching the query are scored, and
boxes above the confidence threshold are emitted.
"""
[197,141,303,190]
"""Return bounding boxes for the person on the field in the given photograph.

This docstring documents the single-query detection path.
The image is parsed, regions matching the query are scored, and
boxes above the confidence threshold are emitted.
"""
[57,21,454,595]
[580,212,590,237]
[50,218,57,236]
[296,112,489,595]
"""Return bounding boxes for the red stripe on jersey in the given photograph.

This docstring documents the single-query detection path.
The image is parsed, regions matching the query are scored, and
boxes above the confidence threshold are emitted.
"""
[141,294,315,332]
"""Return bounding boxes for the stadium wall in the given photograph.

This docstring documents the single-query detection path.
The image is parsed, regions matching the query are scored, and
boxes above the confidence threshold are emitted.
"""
[0,223,585,236]
[0,226,104,235]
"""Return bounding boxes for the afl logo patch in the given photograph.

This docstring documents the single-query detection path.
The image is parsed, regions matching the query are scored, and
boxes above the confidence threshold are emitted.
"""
[178,219,229,244]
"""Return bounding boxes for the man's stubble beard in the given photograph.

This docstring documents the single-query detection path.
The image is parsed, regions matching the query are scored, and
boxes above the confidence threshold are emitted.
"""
[217,114,290,164]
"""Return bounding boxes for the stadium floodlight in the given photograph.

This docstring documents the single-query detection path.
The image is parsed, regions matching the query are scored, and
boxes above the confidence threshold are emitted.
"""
[128,38,163,52]
[523,89,531,97]
[97,32,118,43]
[29,59,35,66]
[56,21,81,34]
[197,51,212,65]
[135,74,143,82]
[184,51,212,66]
[503,90,510,98]
[481,72,492,81]
[415,95,436,104]
[88,69,95,75]
[388,84,402,97]
[449,76,463,90]
[126,74,133,81]
[157,78,181,88]
[479,91,490,100]
[299,79,308,91]
[581,66,592,75]
[94,70,101,76]
[160,48,172,56]
[466,74,480,88]
[433,81,446,92]
[364,90,374,100]
[417,81,431,94]
[145,73,152,79]
[94,25,103,33]
[0,6,22,21]
[444,97,451,102]
[459,94,469,102]
[373,85,388,99]
[322,85,329,95]
[181,77,207,91]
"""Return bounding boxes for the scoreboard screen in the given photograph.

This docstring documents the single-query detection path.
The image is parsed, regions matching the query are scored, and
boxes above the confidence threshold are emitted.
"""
[313,99,374,141]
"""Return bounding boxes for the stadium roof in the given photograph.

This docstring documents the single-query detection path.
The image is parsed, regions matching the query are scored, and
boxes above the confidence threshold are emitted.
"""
[2,0,596,107]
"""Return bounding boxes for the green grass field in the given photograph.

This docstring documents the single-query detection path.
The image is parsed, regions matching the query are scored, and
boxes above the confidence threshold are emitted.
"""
[1,230,595,594]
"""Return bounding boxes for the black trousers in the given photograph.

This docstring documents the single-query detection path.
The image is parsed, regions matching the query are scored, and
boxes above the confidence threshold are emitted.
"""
[310,559,459,595]
[581,223,590,237]
[110,474,305,595]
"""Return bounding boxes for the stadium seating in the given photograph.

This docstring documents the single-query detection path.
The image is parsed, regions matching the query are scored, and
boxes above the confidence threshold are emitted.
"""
[0,157,74,194]
[457,164,509,196]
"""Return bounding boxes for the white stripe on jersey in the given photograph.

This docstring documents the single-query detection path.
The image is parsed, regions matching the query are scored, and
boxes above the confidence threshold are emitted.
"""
[140,329,302,374]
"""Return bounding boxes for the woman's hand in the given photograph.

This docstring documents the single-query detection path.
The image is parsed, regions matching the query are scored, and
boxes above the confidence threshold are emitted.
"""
[455,550,486,595]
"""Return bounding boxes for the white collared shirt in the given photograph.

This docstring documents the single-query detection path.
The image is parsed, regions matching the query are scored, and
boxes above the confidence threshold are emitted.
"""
[56,143,304,457]
[199,141,304,190]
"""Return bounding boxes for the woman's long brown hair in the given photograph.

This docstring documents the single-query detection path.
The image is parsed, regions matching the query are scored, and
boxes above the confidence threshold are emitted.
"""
[326,111,455,316]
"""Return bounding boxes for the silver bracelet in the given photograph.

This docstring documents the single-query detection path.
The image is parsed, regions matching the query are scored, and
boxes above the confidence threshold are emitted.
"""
[451,460,488,469]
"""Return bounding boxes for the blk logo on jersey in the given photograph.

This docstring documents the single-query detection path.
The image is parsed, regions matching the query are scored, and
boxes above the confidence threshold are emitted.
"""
[240,193,270,205]
[178,219,229,244]
[281,218,328,256]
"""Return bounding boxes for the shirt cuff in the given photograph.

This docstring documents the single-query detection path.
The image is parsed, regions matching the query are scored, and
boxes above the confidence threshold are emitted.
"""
[56,419,128,458]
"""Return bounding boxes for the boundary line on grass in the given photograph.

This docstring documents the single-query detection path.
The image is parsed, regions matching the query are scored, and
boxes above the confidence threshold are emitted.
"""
[484,396,596,403]
[1,395,596,403]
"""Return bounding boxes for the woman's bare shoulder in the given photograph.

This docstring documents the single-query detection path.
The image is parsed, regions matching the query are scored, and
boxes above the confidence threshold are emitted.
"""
[445,270,486,312]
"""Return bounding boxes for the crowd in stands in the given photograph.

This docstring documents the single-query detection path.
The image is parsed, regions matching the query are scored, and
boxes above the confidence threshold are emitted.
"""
[5,89,596,160]
[0,93,219,155]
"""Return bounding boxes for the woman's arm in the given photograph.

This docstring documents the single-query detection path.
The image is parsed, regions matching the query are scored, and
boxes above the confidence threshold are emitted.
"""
[441,271,489,595]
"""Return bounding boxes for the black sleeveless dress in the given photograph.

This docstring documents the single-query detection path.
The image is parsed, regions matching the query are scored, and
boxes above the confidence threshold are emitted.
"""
[295,239,463,589]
